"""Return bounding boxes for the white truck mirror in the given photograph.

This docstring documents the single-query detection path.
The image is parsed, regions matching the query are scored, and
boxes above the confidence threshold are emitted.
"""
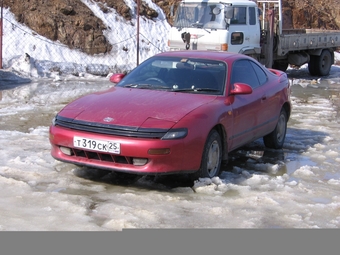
[213,7,221,15]
[225,6,233,19]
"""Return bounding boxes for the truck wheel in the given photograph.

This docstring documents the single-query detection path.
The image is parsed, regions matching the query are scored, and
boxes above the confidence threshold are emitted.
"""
[308,50,332,76]
[317,50,332,76]
[190,130,222,180]
[263,108,287,149]
[272,60,289,72]
[308,55,319,76]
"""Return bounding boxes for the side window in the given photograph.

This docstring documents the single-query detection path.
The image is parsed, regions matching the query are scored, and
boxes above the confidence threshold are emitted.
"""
[250,61,267,86]
[230,7,246,24]
[249,7,256,25]
[231,32,244,45]
[231,60,260,89]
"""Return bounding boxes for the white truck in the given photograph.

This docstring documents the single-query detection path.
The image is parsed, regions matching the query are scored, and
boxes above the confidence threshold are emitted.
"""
[168,0,340,76]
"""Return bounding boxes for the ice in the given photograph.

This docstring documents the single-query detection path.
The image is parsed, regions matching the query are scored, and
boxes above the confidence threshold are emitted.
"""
[1,2,340,230]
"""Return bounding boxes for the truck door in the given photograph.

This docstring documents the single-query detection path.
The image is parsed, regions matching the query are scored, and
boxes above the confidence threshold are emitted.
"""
[228,6,260,54]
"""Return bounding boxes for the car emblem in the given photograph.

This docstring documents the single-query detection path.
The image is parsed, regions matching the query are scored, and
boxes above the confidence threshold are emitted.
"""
[103,117,114,122]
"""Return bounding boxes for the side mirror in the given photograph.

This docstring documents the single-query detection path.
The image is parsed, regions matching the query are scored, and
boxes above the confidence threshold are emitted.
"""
[213,7,221,15]
[230,83,253,95]
[110,73,125,83]
[224,6,234,19]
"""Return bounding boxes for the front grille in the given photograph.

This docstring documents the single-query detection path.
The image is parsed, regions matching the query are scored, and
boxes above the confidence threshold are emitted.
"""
[55,115,168,139]
[72,148,133,164]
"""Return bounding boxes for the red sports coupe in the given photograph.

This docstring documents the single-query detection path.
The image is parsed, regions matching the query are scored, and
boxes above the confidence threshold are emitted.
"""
[49,51,291,179]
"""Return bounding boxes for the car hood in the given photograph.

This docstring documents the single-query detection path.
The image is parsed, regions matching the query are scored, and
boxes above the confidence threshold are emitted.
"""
[58,87,217,129]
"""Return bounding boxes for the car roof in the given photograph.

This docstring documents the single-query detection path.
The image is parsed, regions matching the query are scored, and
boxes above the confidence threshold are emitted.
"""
[155,50,250,62]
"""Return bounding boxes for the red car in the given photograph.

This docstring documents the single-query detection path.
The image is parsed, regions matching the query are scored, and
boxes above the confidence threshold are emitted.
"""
[49,51,291,179]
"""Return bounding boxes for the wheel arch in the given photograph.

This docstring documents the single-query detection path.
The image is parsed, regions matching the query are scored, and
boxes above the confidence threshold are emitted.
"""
[309,48,335,64]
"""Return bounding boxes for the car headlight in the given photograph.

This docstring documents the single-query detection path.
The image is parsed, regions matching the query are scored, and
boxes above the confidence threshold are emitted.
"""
[161,128,188,140]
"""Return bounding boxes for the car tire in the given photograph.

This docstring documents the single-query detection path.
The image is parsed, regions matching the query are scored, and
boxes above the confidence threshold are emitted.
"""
[263,108,288,149]
[190,130,222,180]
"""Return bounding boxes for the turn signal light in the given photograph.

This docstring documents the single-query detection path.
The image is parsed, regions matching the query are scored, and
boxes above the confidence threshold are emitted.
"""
[148,148,170,155]
[221,43,228,51]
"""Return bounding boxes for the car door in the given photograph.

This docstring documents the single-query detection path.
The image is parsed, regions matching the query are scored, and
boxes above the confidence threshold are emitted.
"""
[228,59,268,150]
[248,60,281,136]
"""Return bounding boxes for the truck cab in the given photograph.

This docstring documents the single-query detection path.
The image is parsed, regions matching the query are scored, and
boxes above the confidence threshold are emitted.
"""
[169,0,340,76]
[168,0,262,57]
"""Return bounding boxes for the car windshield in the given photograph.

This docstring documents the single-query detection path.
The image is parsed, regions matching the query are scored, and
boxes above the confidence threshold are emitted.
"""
[117,56,226,95]
[173,2,227,29]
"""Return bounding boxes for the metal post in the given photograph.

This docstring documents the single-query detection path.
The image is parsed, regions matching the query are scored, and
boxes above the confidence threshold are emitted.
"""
[136,0,140,66]
[266,8,274,68]
[0,0,3,69]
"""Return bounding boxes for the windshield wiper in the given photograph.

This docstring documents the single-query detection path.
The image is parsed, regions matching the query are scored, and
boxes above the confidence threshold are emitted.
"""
[194,88,220,92]
[123,84,139,88]
[123,84,170,90]
[172,87,220,92]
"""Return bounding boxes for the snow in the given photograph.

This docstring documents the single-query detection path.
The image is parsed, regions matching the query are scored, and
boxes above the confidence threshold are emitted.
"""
[1,1,340,231]
[1,0,171,80]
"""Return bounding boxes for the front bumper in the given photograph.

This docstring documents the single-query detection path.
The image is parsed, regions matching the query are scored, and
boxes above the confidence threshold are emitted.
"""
[49,125,203,175]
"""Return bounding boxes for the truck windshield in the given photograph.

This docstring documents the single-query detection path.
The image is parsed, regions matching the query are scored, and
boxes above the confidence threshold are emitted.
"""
[174,3,227,29]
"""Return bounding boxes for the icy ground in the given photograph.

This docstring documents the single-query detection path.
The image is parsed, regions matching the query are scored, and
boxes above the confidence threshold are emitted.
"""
[1,0,340,230]
[1,64,340,230]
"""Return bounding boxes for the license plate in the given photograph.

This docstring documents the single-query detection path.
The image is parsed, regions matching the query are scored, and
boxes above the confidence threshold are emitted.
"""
[73,136,120,154]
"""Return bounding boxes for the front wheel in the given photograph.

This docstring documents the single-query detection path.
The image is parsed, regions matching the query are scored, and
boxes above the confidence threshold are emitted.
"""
[263,109,288,149]
[190,130,222,180]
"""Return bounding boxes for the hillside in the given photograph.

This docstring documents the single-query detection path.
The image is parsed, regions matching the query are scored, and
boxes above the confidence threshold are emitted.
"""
[2,0,340,55]
[2,0,175,55]
[282,0,340,30]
